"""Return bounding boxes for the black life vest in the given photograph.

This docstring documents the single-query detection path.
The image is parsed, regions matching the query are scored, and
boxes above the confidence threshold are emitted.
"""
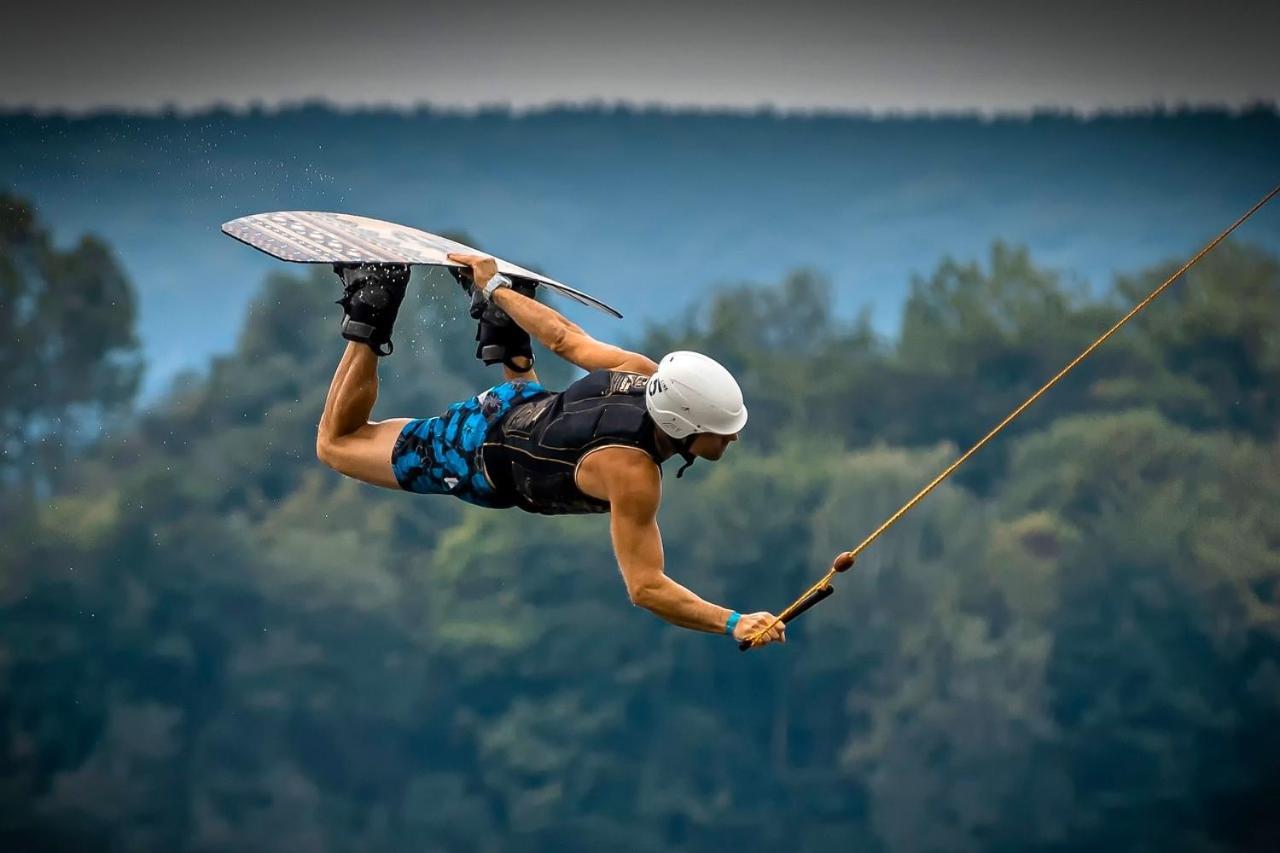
[481,370,665,515]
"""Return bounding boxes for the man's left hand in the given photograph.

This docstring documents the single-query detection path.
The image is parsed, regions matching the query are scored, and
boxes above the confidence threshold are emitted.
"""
[447,252,499,290]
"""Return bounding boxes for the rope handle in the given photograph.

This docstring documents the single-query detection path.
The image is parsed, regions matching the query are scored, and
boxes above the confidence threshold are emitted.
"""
[739,552,855,651]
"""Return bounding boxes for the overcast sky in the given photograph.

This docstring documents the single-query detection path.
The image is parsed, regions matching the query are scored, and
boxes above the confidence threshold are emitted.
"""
[5,0,1278,114]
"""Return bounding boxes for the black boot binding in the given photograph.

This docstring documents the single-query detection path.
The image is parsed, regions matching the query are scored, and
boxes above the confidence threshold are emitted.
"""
[334,263,411,356]
[450,269,537,372]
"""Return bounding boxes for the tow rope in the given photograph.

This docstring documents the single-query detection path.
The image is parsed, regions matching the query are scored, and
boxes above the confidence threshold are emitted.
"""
[741,183,1280,651]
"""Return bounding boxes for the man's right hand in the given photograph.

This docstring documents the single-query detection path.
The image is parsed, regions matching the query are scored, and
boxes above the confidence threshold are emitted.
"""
[733,612,786,646]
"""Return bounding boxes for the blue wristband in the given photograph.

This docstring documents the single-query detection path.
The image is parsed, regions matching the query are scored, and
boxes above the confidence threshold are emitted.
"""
[724,611,741,635]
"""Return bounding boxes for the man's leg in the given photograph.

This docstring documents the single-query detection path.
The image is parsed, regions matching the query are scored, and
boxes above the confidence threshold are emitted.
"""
[315,341,411,490]
[315,263,414,489]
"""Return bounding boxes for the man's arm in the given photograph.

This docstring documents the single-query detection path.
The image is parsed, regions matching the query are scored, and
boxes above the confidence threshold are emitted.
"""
[447,253,657,375]
[604,452,786,643]
[494,287,658,375]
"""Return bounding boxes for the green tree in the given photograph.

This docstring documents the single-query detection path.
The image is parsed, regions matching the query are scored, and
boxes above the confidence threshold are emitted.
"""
[0,192,142,495]
[1106,241,1280,437]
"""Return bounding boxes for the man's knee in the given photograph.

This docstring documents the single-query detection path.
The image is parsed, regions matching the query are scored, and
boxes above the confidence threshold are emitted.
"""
[313,420,409,491]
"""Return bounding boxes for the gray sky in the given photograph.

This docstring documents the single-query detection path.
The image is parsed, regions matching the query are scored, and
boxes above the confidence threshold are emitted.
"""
[4,0,1278,113]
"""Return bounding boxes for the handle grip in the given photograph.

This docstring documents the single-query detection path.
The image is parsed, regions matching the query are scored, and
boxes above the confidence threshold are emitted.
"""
[738,584,835,651]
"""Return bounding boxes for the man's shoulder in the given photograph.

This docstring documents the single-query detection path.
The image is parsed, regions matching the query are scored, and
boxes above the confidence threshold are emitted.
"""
[596,443,662,471]
[586,445,663,506]
[605,450,663,516]
[572,441,660,513]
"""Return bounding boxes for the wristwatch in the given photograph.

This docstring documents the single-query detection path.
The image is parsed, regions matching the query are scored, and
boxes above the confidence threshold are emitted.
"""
[481,273,512,300]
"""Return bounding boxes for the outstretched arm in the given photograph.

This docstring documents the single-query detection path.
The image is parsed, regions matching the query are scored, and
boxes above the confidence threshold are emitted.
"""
[448,253,657,375]
[603,452,786,644]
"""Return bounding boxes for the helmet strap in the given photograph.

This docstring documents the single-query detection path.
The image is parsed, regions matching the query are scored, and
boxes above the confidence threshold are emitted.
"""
[674,436,697,478]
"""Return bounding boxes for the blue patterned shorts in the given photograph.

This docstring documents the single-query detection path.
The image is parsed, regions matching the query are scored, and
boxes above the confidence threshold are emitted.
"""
[391,380,548,508]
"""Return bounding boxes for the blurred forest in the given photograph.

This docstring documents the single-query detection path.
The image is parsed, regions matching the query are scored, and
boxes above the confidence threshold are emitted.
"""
[2,189,1279,852]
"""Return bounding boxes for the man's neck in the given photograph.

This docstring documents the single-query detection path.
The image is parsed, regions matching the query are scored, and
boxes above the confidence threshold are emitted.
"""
[652,426,679,463]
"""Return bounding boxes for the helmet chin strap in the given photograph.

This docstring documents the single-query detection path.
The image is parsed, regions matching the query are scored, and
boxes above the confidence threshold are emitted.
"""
[674,435,697,478]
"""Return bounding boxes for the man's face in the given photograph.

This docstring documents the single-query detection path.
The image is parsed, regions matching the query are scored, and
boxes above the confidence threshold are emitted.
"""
[689,431,739,460]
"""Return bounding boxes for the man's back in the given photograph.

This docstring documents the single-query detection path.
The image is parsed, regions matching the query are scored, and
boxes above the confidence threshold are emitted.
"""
[482,369,663,515]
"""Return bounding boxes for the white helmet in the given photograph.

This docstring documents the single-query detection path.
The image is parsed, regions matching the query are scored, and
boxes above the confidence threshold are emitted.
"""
[645,351,748,439]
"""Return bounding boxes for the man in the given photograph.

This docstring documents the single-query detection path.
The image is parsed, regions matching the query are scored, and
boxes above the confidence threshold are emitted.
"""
[314,254,786,647]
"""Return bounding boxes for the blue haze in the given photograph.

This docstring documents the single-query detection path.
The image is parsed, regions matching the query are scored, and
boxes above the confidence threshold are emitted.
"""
[1,105,1277,402]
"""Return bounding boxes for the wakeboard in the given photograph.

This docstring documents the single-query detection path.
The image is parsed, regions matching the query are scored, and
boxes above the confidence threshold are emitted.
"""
[221,211,622,318]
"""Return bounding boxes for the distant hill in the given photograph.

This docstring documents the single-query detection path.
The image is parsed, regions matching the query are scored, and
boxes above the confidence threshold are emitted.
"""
[2,105,1277,401]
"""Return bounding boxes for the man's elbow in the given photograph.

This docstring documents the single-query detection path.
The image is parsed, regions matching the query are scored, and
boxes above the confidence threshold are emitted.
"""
[546,325,571,357]
[627,582,663,611]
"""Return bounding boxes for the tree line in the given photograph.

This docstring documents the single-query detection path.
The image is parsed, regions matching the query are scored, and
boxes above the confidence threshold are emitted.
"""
[2,191,1278,851]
